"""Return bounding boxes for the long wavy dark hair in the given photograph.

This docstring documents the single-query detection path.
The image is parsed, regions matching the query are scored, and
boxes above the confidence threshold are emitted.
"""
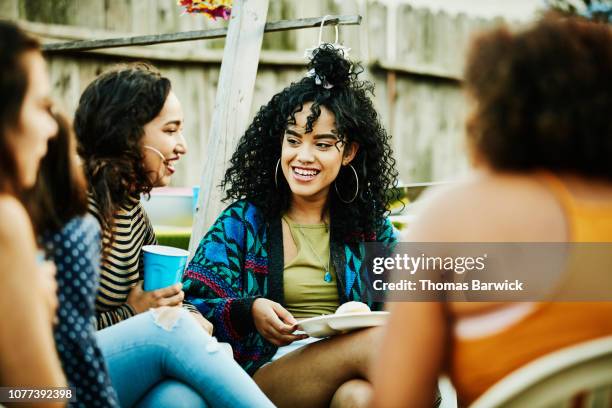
[222,44,399,241]
[26,112,88,236]
[74,63,171,232]
[0,21,40,196]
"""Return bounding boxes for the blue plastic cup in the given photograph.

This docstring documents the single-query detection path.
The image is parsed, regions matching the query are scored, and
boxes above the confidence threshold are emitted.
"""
[142,245,189,291]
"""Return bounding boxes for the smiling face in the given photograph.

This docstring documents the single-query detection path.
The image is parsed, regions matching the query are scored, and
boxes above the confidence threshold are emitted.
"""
[140,91,187,187]
[6,51,58,188]
[280,102,358,203]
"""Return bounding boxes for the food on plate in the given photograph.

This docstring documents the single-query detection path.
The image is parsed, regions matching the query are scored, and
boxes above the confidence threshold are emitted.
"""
[335,301,371,315]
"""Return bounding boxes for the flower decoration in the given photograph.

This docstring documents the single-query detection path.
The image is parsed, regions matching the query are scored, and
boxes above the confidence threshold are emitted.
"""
[178,0,232,20]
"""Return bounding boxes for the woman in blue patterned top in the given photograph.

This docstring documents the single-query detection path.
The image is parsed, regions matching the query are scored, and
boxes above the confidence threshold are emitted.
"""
[27,113,274,407]
[183,44,399,407]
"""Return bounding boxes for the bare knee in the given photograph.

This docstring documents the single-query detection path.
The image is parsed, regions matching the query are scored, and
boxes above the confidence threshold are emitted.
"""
[330,379,372,408]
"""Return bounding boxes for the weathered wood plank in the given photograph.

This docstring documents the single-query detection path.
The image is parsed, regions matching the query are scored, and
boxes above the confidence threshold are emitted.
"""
[18,20,318,65]
[104,0,132,32]
[189,0,270,256]
[389,75,468,183]
[155,0,179,34]
[334,0,362,60]
[21,0,71,25]
[0,0,19,20]
[66,0,105,30]
[42,15,362,52]
[374,59,462,82]
[131,0,157,34]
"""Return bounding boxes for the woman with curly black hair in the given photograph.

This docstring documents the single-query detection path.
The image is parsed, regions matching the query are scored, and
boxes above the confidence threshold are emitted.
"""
[183,44,399,407]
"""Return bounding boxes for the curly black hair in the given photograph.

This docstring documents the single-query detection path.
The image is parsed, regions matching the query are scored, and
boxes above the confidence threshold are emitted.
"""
[74,63,171,232]
[222,44,399,241]
[465,13,612,179]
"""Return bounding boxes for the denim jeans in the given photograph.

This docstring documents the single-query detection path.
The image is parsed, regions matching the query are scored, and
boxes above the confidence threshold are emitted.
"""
[135,379,207,408]
[96,308,273,408]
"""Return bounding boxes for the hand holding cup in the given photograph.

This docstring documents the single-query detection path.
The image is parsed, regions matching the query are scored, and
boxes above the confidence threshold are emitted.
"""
[127,281,184,314]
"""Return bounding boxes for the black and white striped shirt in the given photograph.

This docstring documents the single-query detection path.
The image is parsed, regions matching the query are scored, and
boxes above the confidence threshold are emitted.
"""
[88,195,156,329]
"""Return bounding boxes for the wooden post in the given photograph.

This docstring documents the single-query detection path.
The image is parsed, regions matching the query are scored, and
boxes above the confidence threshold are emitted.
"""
[189,0,270,257]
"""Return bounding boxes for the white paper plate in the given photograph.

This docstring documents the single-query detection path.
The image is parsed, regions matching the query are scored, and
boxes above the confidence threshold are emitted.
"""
[297,311,389,338]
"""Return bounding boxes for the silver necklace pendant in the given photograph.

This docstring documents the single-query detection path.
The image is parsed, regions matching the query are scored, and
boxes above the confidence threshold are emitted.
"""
[324,271,333,283]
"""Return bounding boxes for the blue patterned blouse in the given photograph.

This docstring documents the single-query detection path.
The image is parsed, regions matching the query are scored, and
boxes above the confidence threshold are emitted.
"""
[42,215,119,407]
[183,200,397,375]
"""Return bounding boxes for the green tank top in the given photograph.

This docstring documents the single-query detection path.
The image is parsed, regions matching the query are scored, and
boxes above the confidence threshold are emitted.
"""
[282,215,340,318]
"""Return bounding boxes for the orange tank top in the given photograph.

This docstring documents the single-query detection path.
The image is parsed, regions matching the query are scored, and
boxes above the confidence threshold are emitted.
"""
[449,173,612,405]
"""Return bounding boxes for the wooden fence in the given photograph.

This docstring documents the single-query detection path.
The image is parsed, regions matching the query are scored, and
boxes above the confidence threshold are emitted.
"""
[1,0,509,185]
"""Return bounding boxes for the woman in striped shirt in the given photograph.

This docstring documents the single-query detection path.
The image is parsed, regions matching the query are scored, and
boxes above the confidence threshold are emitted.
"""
[74,63,274,407]
[75,64,201,330]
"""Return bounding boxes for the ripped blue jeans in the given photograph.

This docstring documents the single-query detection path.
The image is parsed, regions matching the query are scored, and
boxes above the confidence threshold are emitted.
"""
[95,307,273,408]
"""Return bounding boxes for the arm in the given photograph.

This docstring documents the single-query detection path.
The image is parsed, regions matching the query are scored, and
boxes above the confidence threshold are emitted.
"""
[0,197,66,395]
[182,203,258,343]
[371,184,478,406]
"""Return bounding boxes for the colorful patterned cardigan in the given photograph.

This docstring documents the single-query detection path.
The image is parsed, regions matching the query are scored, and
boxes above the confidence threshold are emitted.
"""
[182,200,397,375]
